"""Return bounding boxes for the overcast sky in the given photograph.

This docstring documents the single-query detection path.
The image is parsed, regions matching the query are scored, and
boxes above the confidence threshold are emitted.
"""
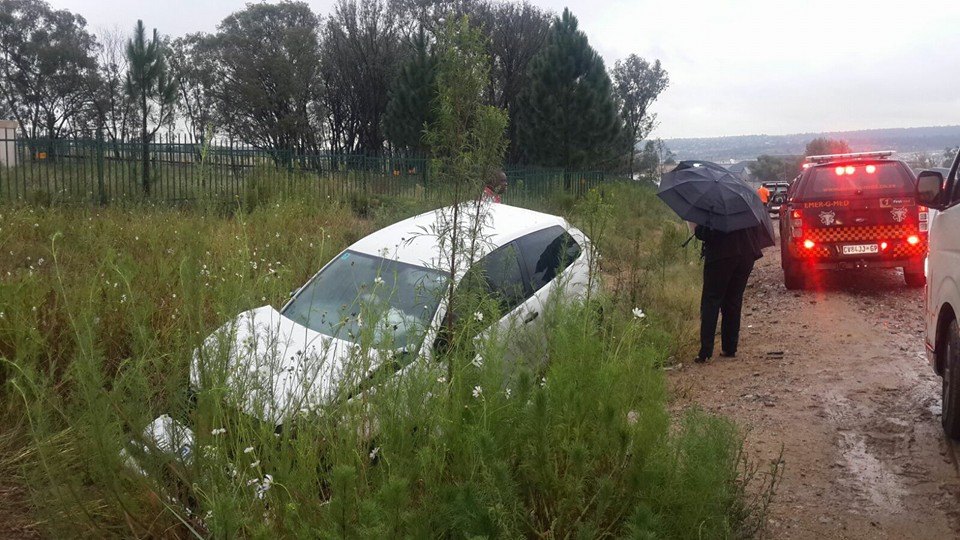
[50,0,960,139]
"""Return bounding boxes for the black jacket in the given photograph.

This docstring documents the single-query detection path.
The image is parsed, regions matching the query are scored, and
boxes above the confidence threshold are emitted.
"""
[694,225,763,263]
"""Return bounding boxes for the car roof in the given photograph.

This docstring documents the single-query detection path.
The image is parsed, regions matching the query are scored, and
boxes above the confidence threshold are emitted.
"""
[347,203,570,268]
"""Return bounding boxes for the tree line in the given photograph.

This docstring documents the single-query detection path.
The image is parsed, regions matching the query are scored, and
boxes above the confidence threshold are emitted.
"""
[0,0,669,179]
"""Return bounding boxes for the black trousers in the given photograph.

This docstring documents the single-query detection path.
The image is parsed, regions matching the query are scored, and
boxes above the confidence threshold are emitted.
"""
[699,256,755,358]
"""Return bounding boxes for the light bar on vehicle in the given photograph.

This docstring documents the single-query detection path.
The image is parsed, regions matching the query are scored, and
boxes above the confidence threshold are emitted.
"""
[805,150,895,164]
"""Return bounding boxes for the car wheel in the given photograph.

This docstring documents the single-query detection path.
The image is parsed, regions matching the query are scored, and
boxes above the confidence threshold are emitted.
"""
[903,269,925,288]
[942,319,960,439]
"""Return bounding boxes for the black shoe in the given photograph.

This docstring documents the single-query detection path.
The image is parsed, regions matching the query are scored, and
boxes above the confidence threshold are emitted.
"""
[720,351,736,358]
[694,355,709,363]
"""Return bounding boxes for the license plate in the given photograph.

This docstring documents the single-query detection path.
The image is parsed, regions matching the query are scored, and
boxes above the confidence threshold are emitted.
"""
[842,244,879,255]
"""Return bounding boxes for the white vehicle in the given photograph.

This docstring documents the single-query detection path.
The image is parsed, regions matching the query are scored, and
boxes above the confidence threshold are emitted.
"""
[917,156,960,438]
[136,203,594,456]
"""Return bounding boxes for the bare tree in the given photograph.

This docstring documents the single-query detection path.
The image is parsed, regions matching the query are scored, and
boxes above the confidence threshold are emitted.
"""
[90,26,136,149]
[321,0,402,155]
[477,1,550,162]
[168,33,218,146]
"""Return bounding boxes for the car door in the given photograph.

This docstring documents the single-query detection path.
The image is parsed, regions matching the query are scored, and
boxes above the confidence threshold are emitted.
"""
[515,225,588,326]
[930,170,960,348]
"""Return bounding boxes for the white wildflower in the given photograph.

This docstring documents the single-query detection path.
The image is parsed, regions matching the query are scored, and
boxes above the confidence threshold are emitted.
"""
[632,307,645,319]
[243,446,255,454]
[473,311,483,322]
[437,375,447,384]
[250,460,261,468]
[505,388,512,399]
[374,276,384,286]
[472,385,483,399]
[471,355,483,368]
[627,410,639,425]
[247,477,259,486]
[369,446,380,460]
[211,427,226,436]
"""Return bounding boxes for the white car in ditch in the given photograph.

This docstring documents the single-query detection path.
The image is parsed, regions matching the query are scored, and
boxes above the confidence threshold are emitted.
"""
[134,203,595,460]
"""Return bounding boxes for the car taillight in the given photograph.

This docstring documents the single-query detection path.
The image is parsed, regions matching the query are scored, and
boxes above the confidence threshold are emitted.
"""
[880,241,889,251]
[803,239,815,249]
[791,210,801,219]
[865,164,876,174]
[907,235,920,245]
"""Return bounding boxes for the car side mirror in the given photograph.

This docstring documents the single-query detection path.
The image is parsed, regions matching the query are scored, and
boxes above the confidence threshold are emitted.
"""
[916,170,947,210]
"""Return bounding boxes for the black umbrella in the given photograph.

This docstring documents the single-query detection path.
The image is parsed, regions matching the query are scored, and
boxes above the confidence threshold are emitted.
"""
[657,160,775,248]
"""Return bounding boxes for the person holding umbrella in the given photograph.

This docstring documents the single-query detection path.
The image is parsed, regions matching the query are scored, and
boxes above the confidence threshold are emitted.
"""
[657,161,775,363]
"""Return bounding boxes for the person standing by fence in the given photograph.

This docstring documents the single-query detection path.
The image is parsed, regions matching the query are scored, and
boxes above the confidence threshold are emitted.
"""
[481,169,507,203]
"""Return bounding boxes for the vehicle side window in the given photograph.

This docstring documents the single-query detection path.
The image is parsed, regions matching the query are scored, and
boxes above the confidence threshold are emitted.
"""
[462,243,528,314]
[516,226,582,292]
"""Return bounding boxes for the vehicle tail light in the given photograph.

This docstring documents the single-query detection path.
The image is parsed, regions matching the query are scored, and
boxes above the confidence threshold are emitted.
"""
[791,210,802,219]
[907,235,920,245]
[803,239,815,249]
[880,241,889,251]
[865,164,876,174]
[835,166,845,175]
[845,165,855,175]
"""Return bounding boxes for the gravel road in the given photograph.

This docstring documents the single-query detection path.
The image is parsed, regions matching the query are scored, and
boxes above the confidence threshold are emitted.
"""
[670,242,960,538]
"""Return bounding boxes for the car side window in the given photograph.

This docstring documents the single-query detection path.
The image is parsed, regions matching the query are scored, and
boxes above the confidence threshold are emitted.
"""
[516,226,582,292]
[462,243,528,314]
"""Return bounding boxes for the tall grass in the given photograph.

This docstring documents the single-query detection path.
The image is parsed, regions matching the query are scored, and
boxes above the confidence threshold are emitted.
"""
[0,183,774,537]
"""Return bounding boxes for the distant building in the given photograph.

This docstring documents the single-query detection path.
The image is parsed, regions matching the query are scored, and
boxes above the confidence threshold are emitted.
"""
[725,160,758,185]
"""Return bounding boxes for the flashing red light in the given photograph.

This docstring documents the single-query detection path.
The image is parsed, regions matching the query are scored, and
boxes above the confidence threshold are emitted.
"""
[845,165,855,175]
[880,241,889,251]
[907,235,920,245]
[835,166,845,176]
[865,164,877,174]
[791,210,802,219]
[803,239,816,249]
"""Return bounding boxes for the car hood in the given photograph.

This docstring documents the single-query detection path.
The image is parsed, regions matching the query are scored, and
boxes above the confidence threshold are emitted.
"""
[191,305,384,426]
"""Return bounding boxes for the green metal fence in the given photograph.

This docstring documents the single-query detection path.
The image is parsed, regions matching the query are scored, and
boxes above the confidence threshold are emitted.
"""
[0,134,609,207]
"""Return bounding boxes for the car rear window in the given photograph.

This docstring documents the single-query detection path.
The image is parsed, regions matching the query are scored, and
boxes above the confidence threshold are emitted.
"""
[803,162,914,198]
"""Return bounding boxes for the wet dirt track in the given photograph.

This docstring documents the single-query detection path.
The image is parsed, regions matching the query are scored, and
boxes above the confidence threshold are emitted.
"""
[670,244,960,538]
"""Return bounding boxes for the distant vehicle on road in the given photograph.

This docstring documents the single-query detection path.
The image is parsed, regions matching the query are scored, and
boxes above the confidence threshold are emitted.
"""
[917,155,960,438]
[778,151,928,290]
[763,181,791,218]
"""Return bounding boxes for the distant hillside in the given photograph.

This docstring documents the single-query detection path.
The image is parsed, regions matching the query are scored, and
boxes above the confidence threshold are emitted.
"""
[664,125,960,161]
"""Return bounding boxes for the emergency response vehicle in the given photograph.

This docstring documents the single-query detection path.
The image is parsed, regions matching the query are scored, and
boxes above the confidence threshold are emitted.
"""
[916,153,960,438]
[778,151,928,290]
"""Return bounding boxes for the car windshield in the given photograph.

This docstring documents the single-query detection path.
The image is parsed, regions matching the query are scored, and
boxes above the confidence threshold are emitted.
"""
[282,251,448,350]
[805,162,914,198]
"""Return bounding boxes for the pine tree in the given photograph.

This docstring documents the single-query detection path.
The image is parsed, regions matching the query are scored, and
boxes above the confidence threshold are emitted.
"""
[384,29,437,154]
[515,8,623,170]
[125,20,177,196]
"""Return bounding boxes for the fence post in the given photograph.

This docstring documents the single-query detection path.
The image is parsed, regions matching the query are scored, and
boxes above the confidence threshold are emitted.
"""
[96,129,106,206]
